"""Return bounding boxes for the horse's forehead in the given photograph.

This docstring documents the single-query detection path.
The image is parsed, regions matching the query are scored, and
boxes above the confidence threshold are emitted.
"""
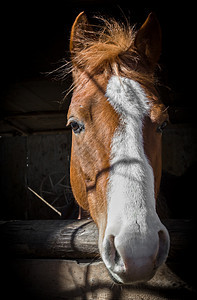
[69,93,95,122]
[69,75,167,124]
[69,78,108,116]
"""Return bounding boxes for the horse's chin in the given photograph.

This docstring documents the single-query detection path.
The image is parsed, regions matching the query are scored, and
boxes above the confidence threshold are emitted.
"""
[106,267,157,285]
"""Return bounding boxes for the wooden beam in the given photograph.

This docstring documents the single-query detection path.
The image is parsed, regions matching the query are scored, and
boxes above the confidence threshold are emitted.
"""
[0,219,194,262]
[2,110,67,119]
[30,128,70,135]
[0,219,98,259]
[3,119,30,136]
[0,111,70,136]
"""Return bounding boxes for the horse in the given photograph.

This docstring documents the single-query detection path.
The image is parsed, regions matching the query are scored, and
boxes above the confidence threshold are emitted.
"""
[67,11,170,284]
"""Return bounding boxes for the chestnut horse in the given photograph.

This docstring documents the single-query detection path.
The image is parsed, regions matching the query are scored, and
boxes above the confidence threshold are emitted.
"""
[67,12,170,284]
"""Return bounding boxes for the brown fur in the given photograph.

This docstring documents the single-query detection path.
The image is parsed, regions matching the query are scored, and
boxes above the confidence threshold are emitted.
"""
[69,13,167,122]
[71,15,156,89]
[68,12,168,230]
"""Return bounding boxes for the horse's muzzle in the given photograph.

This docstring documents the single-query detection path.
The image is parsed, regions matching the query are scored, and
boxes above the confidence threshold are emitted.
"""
[101,222,170,284]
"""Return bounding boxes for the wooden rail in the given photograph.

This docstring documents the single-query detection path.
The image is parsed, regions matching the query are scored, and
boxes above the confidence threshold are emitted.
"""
[0,219,194,262]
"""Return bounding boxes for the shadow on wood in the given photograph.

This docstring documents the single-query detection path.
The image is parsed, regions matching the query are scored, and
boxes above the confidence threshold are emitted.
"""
[0,219,196,299]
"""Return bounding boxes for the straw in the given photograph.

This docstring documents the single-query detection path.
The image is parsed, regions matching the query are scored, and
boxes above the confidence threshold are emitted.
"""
[28,186,62,217]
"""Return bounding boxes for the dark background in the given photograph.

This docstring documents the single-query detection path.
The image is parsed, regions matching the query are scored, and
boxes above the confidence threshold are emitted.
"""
[1,1,194,101]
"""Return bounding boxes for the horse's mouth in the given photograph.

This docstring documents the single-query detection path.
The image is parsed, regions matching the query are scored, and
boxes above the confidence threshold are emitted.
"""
[107,266,157,285]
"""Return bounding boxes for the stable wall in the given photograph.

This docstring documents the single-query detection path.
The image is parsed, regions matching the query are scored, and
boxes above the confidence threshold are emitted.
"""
[0,132,73,220]
[1,123,196,220]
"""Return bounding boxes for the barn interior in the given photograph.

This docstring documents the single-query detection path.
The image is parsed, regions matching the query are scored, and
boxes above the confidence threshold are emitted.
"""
[0,1,196,220]
[0,1,196,299]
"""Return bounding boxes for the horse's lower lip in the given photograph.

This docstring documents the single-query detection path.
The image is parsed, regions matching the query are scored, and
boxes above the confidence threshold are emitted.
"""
[108,271,123,285]
[107,267,156,284]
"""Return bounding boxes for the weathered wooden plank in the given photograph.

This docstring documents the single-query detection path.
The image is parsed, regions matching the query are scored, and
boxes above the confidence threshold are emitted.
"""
[0,219,194,261]
[0,219,98,258]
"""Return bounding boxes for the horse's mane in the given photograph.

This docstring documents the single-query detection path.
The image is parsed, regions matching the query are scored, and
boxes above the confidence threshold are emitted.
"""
[57,16,159,101]
[71,17,157,87]
[72,17,135,72]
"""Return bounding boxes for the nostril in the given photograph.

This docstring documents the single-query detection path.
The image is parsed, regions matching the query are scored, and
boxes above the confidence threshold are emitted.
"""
[103,235,116,268]
[114,248,121,265]
[106,235,115,255]
[103,235,126,275]
[156,229,170,268]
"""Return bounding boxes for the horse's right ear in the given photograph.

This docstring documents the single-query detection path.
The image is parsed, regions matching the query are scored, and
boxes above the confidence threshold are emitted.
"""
[70,12,89,57]
[134,12,161,68]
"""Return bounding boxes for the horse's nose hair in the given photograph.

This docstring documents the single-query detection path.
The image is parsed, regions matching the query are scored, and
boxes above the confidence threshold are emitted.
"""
[103,228,170,283]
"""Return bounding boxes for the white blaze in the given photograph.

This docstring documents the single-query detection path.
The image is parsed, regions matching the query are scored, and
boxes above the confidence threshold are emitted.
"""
[101,76,169,284]
[105,75,159,242]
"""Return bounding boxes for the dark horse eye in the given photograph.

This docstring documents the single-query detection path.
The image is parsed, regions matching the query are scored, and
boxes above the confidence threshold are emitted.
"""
[70,121,85,134]
[157,121,168,133]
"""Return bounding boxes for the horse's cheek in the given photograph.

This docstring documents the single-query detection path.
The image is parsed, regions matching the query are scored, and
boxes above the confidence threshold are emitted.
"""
[70,156,89,211]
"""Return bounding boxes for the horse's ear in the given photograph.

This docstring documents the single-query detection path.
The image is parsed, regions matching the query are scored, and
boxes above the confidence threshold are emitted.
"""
[70,11,89,57]
[134,12,161,67]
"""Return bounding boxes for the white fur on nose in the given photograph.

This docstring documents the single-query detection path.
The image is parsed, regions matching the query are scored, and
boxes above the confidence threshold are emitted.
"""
[102,76,169,283]
[106,76,155,231]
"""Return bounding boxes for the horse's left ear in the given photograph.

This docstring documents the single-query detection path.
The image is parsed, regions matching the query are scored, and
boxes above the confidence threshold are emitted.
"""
[70,11,90,57]
[134,12,161,67]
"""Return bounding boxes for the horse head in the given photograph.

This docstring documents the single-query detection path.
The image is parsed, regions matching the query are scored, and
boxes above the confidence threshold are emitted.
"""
[67,12,170,284]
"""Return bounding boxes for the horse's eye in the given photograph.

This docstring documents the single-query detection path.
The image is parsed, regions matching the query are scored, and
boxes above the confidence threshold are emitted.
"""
[70,121,85,134]
[157,121,168,133]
